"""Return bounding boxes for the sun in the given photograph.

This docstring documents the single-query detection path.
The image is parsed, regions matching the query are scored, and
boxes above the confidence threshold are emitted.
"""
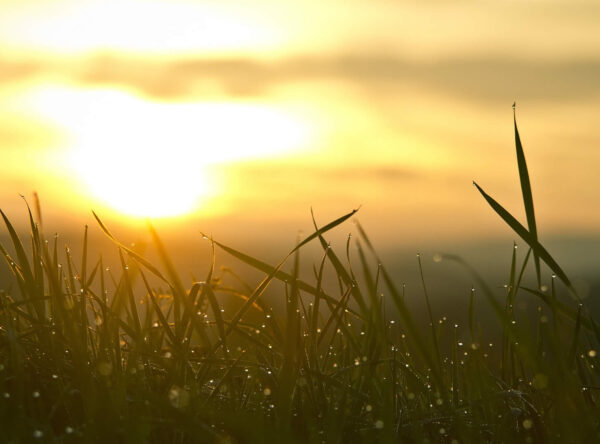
[25,86,311,218]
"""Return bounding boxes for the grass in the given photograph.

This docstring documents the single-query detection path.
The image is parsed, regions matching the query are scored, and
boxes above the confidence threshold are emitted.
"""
[0,112,599,443]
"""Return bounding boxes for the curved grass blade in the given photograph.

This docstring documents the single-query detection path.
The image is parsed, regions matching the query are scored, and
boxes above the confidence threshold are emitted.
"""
[295,207,359,253]
[92,211,168,283]
[473,181,574,294]
[208,240,361,318]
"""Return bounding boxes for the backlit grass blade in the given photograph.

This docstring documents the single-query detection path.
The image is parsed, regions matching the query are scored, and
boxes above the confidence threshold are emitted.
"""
[205,284,228,357]
[317,286,352,347]
[310,210,368,315]
[473,181,573,293]
[514,107,541,288]
[148,223,187,339]
[468,287,475,343]
[277,245,301,431]
[92,211,168,283]
[508,242,517,306]
[295,207,359,253]
[32,192,43,230]
[0,243,28,300]
[22,197,45,315]
[208,238,361,318]
[357,251,440,386]
[0,209,36,297]
[80,225,89,349]
[141,271,177,347]
[118,249,141,338]
[520,286,596,333]
[304,369,368,401]
[308,250,328,365]
[183,282,212,349]
[417,253,441,370]
[568,305,583,368]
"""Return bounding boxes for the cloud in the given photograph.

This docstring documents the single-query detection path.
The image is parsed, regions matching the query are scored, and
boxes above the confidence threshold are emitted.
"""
[2,53,600,103]
[224,163,420,195]
[0,59,42,82]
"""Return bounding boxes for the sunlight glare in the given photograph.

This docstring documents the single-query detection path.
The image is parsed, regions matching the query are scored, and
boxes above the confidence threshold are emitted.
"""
[25,86,312,218]
[0,0,281,55]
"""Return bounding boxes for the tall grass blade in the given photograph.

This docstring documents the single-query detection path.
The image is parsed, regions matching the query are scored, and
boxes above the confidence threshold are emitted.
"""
[417,253,441,370]
[513,106,541,288]
[310,210,368,315]
[0,210,36,297]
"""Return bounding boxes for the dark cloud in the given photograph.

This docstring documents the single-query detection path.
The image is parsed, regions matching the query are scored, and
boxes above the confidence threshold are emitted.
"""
[227,164,418,188]
[0,59,42,82]
[3,53,600,102]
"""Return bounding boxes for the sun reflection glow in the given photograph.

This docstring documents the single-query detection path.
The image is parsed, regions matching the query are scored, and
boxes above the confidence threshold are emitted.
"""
[25,86,312,218]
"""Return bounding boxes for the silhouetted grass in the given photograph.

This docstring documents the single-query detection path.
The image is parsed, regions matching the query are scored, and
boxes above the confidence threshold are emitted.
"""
[0,112,598,443]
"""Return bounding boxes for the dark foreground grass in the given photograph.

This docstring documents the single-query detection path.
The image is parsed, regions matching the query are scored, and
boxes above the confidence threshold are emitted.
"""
[1,113,599,443]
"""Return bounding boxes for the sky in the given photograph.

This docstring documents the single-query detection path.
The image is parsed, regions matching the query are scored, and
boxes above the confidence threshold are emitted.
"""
[1,0,599,252]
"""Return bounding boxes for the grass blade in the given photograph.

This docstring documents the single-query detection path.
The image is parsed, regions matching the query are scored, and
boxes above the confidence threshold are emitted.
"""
[92,211,168,283]
[473,181,574,293]
[513,106,541,288]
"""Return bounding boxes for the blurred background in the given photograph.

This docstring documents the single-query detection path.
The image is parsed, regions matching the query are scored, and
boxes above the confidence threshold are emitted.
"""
[1,0,599,311]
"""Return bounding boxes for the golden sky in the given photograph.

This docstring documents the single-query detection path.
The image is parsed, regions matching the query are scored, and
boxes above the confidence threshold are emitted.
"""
[1,0,599,247]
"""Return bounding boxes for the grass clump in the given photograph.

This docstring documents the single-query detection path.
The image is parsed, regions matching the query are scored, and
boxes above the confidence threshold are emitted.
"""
[0,112,599,443]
